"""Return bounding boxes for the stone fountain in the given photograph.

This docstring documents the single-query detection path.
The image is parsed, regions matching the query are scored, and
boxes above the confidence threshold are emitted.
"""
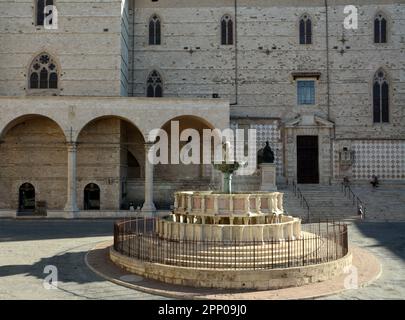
[110,142,351,291]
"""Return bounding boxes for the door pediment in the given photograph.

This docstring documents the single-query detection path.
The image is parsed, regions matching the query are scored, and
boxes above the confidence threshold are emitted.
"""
[284,114,334,129]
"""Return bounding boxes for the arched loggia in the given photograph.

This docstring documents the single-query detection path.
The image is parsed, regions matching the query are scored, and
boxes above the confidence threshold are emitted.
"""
[0,115,67,211]
[154,115,220,208]
[76,116,146,211]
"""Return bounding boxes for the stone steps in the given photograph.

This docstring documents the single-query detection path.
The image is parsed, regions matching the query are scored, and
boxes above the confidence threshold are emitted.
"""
[281,183,405,221]
[286,185,360,221]
[159,257,324,270]
[348,185,405,220]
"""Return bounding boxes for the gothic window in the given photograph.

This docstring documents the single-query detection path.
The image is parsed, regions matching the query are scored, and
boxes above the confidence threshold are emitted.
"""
[299,14,312,44]
[149,14,161,45]
[373,70,389,123]
[36,0,54,26]
[221,15,233,45]
[146,70,163,97]
[374,13,387,43]
[29,53,58,89]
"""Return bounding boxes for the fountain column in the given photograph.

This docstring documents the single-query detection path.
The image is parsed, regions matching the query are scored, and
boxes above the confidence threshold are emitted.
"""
[142,142,156,216]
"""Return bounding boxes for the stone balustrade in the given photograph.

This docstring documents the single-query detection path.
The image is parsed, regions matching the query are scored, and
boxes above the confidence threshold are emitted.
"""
[157,215,301,241]
[174,191,284,218]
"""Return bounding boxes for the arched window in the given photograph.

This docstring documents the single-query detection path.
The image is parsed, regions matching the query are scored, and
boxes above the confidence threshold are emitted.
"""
[374,13,387,43]
[29,53,58,89]
[146,70,163,97]
[149,14,161,45]
[84,183,100,210]
[221,15,233,45]
[373,70,389,123]
[36,0,54,26]
[299,14,312,44]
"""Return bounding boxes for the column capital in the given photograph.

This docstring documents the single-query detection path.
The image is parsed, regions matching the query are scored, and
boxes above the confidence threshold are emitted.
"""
[66,142,78,151]
[144,141,155,147]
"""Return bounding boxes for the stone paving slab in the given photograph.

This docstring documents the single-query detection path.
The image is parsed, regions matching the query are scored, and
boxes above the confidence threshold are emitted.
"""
[86,241,381,300]
[1,220,403,300]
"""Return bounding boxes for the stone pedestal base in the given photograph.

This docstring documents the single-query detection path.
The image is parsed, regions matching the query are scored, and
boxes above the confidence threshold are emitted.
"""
[141,202,156,217]
[260,163,277,191]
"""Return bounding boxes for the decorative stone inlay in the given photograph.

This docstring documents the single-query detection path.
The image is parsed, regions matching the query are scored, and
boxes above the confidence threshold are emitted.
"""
[157,215,301,241]
[173,191,284,218]
[163,191,300,241]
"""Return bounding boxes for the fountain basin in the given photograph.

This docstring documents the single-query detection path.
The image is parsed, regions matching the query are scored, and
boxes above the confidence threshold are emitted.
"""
[157,216,301,241]
[174,191,284,220]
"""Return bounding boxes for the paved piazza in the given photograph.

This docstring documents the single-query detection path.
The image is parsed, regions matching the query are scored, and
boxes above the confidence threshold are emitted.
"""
[0,219,404,300]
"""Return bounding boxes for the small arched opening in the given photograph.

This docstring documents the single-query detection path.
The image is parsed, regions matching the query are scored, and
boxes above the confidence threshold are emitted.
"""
[84,183,100,210]
[19,183,36,212]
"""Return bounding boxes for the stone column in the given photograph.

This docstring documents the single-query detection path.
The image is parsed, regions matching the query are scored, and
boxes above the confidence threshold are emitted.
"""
[142,142,156,216]
[64,142,79,214]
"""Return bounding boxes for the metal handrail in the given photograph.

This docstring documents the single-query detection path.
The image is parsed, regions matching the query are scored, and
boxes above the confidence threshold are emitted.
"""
[292,180,311,222]
[341,182,366,219]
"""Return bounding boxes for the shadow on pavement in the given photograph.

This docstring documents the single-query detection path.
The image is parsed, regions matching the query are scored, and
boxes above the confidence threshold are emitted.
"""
[0,248,107,285]
[352,221,405,261]
[0,219,114,242]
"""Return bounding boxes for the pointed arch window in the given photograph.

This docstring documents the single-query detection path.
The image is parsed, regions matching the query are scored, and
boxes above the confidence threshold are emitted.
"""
[299,15,312,44]
[149,14,161,45]
[221,15,233,45]
[374,13,387,43]
[36,0,54,26]
[146,70,163,97]
[373,70,389,123]
[29,53,58,89]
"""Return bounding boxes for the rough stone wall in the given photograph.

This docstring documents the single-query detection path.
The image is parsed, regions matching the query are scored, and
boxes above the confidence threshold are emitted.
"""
[0,117,67,209]
[77,118,123,210]
[129,0,403,137]
[0,0,125,96]
[121,0,130,96]
[129,0,404,181]
[328,3,404,140]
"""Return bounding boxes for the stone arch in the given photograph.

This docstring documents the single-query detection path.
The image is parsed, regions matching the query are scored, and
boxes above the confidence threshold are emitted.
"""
[76,115,146,210]
[74,114,148,142]
[157,114,216,132]
[0,113,67,142]
[151,115,223,209]
[0,114,67,210]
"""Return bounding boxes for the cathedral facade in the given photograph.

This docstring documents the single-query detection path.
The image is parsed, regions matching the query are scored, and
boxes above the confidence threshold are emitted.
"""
[0,0,403,217]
